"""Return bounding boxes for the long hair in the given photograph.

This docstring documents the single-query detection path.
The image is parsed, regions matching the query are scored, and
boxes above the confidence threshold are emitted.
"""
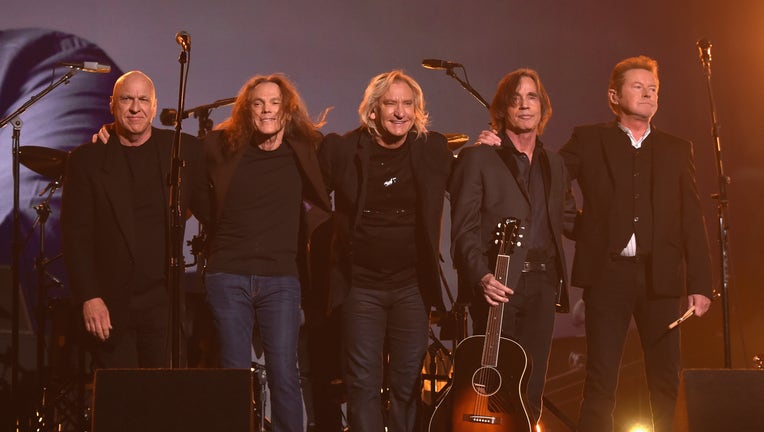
[489,68,552,135]
[216,74,326,154]
[608,55,659,115]
[358,70,429,138]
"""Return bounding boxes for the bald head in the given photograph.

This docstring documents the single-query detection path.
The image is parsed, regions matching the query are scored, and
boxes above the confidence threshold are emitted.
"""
[110,71,157,145]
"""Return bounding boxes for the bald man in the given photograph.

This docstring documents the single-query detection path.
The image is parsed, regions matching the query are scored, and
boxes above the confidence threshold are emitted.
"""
[62,71,201,368]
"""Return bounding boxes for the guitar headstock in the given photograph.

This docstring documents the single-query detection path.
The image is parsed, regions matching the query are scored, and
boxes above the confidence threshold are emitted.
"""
[493,217,520,256]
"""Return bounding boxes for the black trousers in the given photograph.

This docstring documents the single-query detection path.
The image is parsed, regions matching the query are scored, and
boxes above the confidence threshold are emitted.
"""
[470,266,558,424]
[89,287,169,369]
[343,284,429,432]
[577,258,681,432]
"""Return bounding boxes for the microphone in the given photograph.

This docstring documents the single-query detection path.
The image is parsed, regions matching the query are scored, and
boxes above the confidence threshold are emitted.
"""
[160,108,185,126]
[697,38,712,69]
[422,58,463,70]
[176,31,191,51]
[58,61,111,73]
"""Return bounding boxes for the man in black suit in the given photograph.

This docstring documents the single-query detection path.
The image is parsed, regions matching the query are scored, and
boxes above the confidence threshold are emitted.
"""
[450,68,577,426]
[62,71,199,368]
[559,56,713,432]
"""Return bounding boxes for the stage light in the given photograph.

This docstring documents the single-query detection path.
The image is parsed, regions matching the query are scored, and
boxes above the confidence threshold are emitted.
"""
[627,423,651,432]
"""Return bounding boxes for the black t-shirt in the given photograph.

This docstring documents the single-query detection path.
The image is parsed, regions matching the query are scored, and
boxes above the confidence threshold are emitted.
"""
[207,140,302,276]
[352,138,418,289]
[121,139,166,293]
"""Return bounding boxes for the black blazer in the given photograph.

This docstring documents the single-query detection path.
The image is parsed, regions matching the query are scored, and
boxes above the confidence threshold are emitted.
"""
[450,138,577,312]
[62,128,200,328]
[560,122,712,298]
[195,129,332,278]
[318,128,453,312]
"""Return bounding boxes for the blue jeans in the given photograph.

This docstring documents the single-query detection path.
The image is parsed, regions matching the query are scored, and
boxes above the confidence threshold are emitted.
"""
[205,272,303,432]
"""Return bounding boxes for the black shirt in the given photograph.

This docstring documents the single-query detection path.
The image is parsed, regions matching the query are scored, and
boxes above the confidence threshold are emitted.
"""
[352,137,418,289]
[121,139,166,293]
[503,136,555,262]
[207,140,302,276]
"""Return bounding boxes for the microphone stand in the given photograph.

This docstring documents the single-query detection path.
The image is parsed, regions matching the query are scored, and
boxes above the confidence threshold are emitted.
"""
[698,44,733,368]
[182,98,233,271]
[0,68,79,429]
[168,46,190,368]
[442,66,490,109]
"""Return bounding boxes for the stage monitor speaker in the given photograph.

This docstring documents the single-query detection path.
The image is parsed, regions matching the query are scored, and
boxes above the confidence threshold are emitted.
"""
[674,368,764,432]
[92,368,253,432]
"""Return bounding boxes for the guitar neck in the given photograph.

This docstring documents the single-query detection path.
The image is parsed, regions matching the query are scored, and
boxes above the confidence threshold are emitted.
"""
[482,252,510,367]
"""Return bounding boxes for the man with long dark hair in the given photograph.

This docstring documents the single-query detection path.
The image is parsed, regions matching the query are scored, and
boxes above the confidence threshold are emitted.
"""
[194,74,331,432]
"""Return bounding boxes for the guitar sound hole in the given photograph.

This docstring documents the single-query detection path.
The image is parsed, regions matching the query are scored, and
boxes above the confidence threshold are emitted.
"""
[471,366,502,396]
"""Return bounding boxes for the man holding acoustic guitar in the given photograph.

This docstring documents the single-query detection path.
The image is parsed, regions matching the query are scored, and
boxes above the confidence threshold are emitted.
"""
[446,68,577,430]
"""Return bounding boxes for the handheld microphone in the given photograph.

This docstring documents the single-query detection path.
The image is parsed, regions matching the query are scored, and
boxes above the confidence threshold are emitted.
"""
[58,61,111,73]
[422,58,463,70]
[176,31,191,51]
[697,38,712,69]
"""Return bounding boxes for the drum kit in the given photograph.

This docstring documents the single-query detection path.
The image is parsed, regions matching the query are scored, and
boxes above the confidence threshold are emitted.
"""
[6,145,92,432]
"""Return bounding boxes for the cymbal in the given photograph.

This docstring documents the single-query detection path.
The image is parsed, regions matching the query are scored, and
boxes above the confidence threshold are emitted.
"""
[19,146,68,180]
[445,133,469,151]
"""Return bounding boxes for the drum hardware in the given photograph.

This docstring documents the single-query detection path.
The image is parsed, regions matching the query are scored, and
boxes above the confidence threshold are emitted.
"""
[18,145,88,431]
[444,133,469,152]
[252,362,271,432]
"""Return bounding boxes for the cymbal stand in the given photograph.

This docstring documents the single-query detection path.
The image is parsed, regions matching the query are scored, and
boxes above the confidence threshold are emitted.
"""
[31,179,63,382]
[26,178,66,430]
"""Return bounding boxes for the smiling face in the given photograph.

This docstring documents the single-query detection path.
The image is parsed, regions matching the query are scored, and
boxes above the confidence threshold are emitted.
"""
[371,80,415,148]
[249,81,287,139]
[609,68,659,122]
[504,76,541,135]
[110,71,157,144]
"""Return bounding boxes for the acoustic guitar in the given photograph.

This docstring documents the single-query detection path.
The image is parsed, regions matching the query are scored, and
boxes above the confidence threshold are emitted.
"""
[428,217,533,431]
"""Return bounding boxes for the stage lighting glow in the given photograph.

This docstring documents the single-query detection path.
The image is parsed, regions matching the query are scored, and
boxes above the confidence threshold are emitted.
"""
[627,423,651,432]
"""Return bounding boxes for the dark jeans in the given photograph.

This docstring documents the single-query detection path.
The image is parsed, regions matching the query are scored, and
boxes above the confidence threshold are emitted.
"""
[205,272,303,432]
[90,287,169,369]
[343,284,429,432]
[577,259,681,432]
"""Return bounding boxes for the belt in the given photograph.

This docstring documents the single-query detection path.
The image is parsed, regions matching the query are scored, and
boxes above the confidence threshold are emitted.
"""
[522,261,548,273]
[362,208,411,216]
[609,253,646,262]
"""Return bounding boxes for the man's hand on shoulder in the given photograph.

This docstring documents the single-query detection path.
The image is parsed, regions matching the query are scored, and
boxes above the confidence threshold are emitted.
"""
[476,129,501,147]
[91,124,113,144]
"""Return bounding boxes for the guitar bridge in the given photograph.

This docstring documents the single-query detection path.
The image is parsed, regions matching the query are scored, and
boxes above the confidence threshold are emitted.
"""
[462,414,501,425]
